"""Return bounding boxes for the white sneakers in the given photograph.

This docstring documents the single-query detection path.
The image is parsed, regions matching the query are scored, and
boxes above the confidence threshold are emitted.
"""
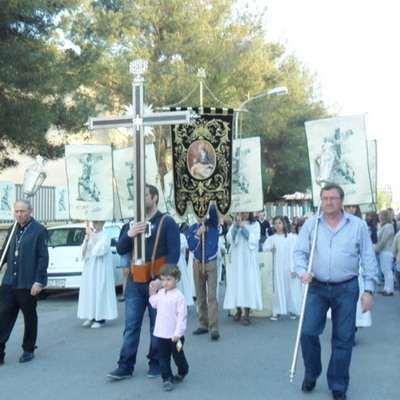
[82,319,105,328]
[91,321,105,329]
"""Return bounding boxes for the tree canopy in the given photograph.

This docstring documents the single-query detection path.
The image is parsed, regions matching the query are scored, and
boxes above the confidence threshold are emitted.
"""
[0,0,330,200]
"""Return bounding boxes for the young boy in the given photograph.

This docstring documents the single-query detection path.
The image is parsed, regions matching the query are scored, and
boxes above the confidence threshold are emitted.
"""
[149,264,189,391]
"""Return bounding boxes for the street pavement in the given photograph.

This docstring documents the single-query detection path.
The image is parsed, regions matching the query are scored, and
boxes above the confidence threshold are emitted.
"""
[1,284,399,400]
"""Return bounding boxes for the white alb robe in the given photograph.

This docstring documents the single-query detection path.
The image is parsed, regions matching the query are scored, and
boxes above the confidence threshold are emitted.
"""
[177,233,194,306]
[223,221,263,310]
[77,230,118,321]
[263,232,301,316]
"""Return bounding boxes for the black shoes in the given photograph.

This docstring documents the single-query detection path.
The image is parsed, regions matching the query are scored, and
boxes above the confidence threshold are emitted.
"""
[106,367,132,380]
[211,331,220,341]
[173,374,185,383]
[301,380,346,399]
[19,351,34,363]
[301,378,316,392]
[332,390,347,399]
[192,327,208,335]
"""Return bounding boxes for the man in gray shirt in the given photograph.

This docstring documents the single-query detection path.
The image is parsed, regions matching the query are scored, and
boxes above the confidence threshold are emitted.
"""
[293,183,377,400]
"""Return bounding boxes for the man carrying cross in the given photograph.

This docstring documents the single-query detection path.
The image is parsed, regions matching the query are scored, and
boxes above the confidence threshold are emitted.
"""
[107,184,180,380]
[86,60,195,380]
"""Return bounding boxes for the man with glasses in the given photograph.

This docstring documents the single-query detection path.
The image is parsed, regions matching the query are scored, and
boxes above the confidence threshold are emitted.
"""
[293,183,377,400]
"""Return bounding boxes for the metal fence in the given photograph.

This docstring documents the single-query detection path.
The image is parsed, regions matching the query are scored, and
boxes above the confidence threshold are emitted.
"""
[1,184,63,223]
[265,203,314,220]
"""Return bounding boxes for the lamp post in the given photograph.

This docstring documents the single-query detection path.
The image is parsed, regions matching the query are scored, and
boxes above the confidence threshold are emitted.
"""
[234,86,288,139]
[0,155,47,269]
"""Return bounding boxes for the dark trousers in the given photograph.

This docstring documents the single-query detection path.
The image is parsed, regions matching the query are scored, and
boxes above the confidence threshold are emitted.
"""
[157,336,189,382]
[0,285,38,356]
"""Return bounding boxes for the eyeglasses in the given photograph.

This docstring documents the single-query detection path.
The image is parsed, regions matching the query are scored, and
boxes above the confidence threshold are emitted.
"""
[321,197,342,202]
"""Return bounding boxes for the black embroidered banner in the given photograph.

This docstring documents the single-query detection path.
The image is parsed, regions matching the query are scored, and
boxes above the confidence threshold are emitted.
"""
[171,108,234,220]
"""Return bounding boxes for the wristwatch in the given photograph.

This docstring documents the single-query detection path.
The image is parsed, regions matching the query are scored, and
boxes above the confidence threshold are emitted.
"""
[364,290,373,295]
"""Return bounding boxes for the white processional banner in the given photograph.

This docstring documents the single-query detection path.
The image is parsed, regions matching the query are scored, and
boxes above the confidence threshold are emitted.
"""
[231,136,263,213]
[305,115,373,207]
[160,170,196,224]
[65,144,114,220]
[55,186,69,220]
[0,182,15,220]
[113,145,161,219]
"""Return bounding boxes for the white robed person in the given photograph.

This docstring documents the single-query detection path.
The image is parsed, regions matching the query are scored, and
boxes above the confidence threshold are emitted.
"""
[223,212,262,325]
[263,216,302,320]
[177,232,195,306]
[77,221,118,328]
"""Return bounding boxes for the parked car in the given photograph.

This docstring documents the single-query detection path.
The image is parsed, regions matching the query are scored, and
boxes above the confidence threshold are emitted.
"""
[46,223,123,290]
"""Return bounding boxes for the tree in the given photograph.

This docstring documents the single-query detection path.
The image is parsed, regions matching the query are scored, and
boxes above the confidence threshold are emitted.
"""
[0,0,86,169]
[61,0,329,198]
[1,0,329,199]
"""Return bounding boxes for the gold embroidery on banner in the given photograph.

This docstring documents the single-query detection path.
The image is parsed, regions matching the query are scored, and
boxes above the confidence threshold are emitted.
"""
[172,115,232,219]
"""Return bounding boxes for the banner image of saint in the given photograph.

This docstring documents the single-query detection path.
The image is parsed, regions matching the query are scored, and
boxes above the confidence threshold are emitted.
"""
[113,145,160,219]
[55,186,69,220]
[305,115,374,206]
[171,108,234,220]
[187,140,216,180]
[230,137,263,212]
[65,144,113,220]
[0,182,14,220]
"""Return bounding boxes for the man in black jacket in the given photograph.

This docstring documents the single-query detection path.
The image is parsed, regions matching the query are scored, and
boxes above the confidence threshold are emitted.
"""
[0,199,48,364]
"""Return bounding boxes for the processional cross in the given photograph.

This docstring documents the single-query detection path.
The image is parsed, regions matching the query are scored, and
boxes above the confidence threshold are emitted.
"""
[87,59,196,263]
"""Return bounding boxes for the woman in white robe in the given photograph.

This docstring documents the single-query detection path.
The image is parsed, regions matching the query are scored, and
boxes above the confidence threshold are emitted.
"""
[77,221,118,328]
[223,212,262,325]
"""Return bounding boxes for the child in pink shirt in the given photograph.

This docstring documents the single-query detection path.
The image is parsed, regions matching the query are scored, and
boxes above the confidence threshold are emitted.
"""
[149,264,189,391]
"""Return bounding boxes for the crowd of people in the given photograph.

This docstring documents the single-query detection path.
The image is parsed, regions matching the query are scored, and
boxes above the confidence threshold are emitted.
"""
[1,186,399,399]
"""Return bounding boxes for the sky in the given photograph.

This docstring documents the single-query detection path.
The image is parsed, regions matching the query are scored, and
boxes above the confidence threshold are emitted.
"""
[262,0,400,196]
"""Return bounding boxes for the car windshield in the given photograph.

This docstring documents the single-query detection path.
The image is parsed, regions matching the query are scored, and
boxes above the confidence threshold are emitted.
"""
[47,226,120,247]
[48,228,85,247]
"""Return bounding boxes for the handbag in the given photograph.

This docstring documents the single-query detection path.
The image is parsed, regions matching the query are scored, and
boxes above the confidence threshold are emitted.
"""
[131,215,168,283]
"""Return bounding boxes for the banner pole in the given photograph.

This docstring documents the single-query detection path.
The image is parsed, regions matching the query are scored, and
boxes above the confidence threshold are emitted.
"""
[289,199,322,382]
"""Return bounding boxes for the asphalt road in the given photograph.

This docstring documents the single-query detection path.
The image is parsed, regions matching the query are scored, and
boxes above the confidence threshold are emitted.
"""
[1,285,398,400]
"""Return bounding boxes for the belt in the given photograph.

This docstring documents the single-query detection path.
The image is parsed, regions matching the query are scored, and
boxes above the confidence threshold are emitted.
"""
[313,276,357,286]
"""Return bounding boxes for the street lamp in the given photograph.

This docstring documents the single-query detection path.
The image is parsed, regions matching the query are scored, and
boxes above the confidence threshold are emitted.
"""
[234,86,288,139]
[23,155,48,198]
[0,155,48,268]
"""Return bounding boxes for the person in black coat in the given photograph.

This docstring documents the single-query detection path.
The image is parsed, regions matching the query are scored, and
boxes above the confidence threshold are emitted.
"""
[0,199,49,364]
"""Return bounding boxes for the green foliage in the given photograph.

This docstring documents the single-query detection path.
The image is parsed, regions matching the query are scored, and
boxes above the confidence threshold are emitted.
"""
[0,0,82,168]
[0,0,330,199]
[377,190,392,210]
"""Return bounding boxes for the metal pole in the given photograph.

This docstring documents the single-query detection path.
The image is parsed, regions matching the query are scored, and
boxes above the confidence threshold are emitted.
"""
[0,221,18,272]
[289,200,322,382]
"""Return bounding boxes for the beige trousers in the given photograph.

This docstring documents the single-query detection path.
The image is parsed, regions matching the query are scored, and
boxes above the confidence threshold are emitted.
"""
[193,259,219,332]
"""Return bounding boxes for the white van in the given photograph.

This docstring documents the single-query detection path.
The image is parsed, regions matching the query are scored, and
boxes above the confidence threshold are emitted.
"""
[46,223,123,290]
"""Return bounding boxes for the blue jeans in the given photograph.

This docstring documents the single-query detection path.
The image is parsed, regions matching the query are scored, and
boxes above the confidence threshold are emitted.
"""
[117,278,159,374]
[301,277,359,393]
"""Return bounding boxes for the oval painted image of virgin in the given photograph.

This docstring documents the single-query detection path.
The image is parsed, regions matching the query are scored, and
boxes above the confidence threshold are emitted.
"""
[187,140,216,180]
